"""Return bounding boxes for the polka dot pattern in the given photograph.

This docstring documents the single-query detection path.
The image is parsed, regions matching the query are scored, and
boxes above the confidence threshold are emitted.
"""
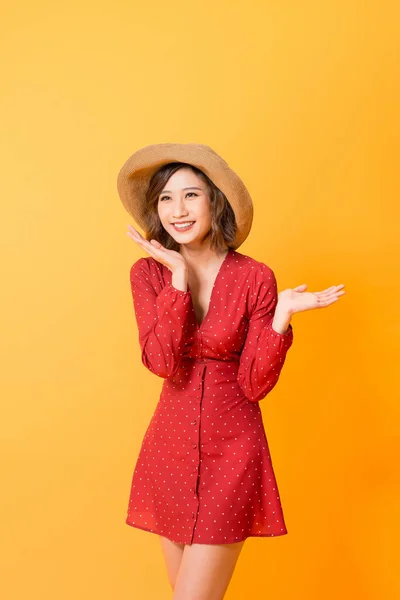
[126,248,294,544]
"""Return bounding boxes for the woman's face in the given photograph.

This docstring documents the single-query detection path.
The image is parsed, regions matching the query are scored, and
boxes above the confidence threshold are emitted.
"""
[157,167,212,247]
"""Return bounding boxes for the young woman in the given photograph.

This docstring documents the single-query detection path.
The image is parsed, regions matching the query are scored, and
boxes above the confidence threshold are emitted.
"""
[117,143,345,600]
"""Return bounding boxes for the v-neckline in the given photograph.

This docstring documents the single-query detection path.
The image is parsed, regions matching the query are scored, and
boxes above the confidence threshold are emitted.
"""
[187,248,232,330]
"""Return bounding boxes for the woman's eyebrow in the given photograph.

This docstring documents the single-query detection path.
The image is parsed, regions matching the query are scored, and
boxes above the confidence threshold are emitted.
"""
[160,186,203,193]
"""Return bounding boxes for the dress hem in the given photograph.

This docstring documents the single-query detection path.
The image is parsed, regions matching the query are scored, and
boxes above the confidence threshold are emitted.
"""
[125,519,288,544]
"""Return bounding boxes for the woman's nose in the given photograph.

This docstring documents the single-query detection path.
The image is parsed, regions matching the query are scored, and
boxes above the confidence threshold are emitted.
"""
[172,201,189,219]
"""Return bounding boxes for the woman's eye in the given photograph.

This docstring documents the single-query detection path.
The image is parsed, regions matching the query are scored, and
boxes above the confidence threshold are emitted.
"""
[159,193,197,201]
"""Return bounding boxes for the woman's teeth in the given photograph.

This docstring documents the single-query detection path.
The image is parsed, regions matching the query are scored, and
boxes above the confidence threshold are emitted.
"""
[172,221,195,231]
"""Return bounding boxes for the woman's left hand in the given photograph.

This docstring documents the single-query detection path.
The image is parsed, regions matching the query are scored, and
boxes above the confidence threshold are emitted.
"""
[278,283,346,315]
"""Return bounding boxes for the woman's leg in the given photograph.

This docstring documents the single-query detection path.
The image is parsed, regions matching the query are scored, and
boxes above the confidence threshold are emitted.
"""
[158,535,185,590]
[172,540,246,600]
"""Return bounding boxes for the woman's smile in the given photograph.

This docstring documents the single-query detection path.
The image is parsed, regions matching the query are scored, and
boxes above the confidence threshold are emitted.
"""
[171,221,196,232]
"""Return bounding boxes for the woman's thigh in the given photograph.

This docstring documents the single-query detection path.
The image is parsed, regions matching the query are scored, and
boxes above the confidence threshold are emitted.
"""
[172,540,246,600]
[158,535,185,589]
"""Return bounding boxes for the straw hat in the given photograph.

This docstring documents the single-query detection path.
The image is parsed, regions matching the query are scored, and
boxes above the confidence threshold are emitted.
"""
[116,143,253,249]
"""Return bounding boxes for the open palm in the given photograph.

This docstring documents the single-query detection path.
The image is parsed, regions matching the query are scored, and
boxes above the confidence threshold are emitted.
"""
[126,224,187,272]
[278,283,345,315]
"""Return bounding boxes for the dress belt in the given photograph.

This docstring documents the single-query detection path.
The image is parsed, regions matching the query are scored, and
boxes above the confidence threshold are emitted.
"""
[182,357,239,364]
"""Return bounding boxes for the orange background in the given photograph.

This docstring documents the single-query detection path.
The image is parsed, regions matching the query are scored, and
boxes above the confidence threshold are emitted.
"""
[1,1,399,598]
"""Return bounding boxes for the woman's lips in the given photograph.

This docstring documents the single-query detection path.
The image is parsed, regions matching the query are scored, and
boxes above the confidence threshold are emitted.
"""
[171,221,195,232]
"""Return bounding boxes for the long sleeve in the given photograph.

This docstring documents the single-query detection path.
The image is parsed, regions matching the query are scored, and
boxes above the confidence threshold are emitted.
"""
[130,258,192,378]
[237,263,294,402]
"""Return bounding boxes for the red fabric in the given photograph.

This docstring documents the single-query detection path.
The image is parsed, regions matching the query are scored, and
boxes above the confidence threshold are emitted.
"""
[125,248,294,544]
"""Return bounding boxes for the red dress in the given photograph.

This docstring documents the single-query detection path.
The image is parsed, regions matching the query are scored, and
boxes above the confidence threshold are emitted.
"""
[125,247,294,544]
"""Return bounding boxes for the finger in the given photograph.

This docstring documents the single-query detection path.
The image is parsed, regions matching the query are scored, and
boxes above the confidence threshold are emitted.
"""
[150,239,164,249]
[127,225,144,239]
[126,232,141,244]
[293,284,308,291]
[126,232,156,253]
[127,232,165,261]
[315,286,345,297]
[127,229,151,246]
[127,230,142,242]
[319,284,345,293]
[147,239,166,253]
[317,294,345,307]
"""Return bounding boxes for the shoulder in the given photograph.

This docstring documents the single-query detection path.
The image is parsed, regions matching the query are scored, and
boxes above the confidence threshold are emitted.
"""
[130,256,161,283]
[232,252,279,314]
[231,250,275,282]
[130,255,150,274]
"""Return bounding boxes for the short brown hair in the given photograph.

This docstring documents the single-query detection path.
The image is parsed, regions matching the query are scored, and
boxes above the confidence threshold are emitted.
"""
[143,162,238,253]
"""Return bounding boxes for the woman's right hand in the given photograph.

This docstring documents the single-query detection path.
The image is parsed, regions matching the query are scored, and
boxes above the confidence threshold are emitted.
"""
[127,224,187,273]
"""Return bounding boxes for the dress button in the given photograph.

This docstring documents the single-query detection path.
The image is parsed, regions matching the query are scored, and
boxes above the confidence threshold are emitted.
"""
[193,444,197,449]
[191,420,197,425]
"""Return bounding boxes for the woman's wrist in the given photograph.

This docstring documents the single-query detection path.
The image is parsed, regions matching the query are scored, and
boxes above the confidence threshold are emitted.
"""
[271,305,293,335]
[171,268,189,293]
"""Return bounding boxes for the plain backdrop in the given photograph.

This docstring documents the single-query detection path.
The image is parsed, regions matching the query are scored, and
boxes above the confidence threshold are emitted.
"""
[1,1,399,598]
